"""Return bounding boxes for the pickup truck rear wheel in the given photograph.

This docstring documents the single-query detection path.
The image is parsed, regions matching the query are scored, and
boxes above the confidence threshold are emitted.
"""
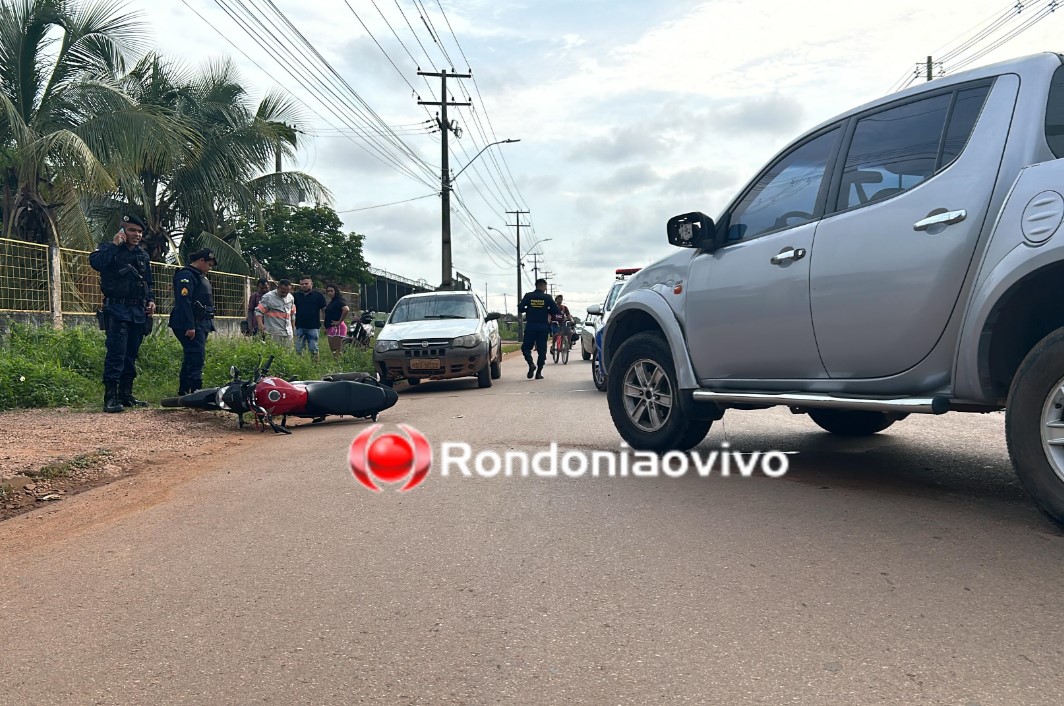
[807,409,898,436]
[1005,327,1064,528]
[607,333,711,451]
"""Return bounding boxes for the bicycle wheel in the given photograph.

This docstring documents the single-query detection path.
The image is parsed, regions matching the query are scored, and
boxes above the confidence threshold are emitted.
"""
[552,339,559,363]
[562,340,569,364]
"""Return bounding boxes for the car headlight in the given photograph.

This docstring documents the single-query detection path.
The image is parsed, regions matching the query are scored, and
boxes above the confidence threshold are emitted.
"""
[375,339,399,353]
[452,333,483,348]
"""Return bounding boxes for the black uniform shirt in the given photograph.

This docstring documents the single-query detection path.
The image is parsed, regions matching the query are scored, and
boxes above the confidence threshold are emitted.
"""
[88,242,155,323]
[169,265,215,332]
[519,290,561,325]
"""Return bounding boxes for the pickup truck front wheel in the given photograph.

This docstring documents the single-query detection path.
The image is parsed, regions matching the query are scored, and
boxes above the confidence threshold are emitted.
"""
[1006,327,1064,528]
[607,333,711,452]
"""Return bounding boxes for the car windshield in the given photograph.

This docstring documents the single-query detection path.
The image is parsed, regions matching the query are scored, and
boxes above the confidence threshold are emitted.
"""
[389,295,479,323]
[604,282,625,312]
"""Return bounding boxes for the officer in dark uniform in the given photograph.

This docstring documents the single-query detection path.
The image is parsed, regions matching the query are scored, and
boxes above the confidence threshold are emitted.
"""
[518,278,562,380]
[168,248,217,395]
[88,215,156,413]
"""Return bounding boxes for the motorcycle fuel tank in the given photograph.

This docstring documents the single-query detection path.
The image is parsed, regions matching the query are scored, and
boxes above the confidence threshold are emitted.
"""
[255,377,309,415]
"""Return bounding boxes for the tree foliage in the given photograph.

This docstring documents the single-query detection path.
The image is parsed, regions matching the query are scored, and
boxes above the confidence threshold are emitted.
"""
[235,204,372,288]
[0,0,330,266]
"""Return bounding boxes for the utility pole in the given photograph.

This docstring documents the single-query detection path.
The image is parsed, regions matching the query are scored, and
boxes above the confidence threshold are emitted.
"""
[507,209,530,340]
[532,252,539,282]
[419,70,471,290]
[926,55,933,81]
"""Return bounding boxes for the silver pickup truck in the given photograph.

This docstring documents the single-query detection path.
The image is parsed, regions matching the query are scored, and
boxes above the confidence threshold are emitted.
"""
[601,51,1064,527]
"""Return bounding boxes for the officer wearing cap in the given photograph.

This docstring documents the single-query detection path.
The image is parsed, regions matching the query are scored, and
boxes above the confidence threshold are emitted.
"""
[88,215,156,413]
[168,248,217,395]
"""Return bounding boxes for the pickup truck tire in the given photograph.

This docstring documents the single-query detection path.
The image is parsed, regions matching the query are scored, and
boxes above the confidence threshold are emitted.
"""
[807,409,898,436]
[607,333,712,451]
[1005,327,1064,528]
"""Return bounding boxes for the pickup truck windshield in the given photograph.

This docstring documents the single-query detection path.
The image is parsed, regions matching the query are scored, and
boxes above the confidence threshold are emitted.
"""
[390,295,479,323]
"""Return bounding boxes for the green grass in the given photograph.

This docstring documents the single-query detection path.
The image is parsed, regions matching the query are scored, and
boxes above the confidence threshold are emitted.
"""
[29,450,115,480]
[0,322,374,410]
[502,343,522,354]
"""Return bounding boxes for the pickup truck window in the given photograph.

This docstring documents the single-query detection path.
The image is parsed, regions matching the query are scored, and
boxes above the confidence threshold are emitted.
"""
[941,85,991,164]
[1046,64,1064,158]
[837,93,952,210]
[724,127,840,242]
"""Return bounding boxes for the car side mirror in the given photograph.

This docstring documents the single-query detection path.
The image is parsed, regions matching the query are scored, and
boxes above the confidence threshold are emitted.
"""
[373,320,384,328]
[586,304,602,316]
[485,312,501,322]
[667,212,716,249]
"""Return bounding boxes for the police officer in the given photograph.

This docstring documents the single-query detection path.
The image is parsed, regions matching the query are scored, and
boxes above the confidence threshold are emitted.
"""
[88,215,156,413]
[518,278,561,380]
[168,248,217,395]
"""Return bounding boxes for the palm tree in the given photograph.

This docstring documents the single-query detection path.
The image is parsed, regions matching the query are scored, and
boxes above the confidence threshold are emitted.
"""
[0,0,184,249]
[116,54,330,272]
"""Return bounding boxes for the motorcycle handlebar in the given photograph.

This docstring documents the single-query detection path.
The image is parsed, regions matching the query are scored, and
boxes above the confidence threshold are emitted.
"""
[261,355,274,377]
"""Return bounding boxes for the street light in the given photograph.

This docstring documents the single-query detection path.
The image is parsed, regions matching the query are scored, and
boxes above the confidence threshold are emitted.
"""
[440,139,521,290]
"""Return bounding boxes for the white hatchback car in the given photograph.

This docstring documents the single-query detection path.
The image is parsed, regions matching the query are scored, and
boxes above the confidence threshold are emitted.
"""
[373,291,502,388]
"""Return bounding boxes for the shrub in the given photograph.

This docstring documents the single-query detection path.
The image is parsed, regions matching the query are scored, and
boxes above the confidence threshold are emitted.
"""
[0,355,94,409]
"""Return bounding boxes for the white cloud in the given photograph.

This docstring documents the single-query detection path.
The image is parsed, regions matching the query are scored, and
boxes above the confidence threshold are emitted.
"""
[134,0,1064,316]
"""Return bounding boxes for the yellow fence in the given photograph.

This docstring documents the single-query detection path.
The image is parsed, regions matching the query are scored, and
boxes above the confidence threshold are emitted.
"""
[1,238,360,324]
[0,239,49,313]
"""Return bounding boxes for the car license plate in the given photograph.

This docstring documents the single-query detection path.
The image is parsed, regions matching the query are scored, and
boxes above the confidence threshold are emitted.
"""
[410,358,441,370]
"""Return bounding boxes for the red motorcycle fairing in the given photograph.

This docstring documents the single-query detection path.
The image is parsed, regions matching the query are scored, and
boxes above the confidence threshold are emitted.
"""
[254,376,309,416]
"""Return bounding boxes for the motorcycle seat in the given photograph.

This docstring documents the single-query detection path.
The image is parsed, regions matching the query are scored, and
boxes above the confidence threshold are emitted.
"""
[304,380,397,416]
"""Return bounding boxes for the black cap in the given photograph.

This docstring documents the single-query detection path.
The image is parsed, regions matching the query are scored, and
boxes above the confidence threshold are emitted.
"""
[189,248,217,264]
[121,214,146,230]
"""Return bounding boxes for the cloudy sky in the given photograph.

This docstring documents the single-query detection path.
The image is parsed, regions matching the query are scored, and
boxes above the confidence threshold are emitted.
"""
[137,0,1064,316]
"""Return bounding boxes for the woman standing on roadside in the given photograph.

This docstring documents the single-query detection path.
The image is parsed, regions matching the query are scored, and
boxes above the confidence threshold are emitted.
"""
[323,284,350,358]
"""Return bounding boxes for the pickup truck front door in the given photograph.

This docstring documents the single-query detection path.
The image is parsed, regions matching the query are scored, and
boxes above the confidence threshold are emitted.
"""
[809,76,1015,379]
[687,127,841,381]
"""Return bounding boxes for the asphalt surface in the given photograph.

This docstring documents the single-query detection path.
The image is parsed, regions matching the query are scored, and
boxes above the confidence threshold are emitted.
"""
[2,352,1063,705]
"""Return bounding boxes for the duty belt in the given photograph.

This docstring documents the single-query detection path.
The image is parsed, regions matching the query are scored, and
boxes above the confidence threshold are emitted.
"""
[105,297,144,306]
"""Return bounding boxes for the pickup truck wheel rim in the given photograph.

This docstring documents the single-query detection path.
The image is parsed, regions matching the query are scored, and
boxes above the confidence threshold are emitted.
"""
[622,358,673,432]
[1040,375,1064,483]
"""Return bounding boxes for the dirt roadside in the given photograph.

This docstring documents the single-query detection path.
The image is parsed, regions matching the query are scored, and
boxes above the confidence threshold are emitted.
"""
[0,407,253,552]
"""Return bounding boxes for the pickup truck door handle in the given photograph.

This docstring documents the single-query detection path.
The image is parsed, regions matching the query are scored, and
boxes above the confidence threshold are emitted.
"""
[770,247,806,265]
[913,209,966,231]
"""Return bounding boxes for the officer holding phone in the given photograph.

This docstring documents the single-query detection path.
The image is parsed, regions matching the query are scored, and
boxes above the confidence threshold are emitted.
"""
[88,215,156,413]
[168,248,217,395]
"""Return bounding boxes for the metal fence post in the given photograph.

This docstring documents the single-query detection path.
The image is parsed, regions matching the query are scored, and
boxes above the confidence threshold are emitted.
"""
[48,243,63,329]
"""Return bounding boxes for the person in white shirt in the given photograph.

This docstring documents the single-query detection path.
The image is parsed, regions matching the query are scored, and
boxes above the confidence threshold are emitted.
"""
[256,279,295,344]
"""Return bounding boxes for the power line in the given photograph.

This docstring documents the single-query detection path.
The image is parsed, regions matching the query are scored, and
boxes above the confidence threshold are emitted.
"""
[336,192,438,213]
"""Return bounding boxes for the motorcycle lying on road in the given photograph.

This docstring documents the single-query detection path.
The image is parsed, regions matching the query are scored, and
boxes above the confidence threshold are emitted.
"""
[160,355,398,434]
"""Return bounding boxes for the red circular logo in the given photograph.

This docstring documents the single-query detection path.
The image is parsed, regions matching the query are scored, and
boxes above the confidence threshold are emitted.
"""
[366,433,414,482]
[349,425,432,493]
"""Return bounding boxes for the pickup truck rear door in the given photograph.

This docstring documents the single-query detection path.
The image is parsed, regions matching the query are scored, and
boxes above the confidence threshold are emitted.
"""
[809,76,1015,379]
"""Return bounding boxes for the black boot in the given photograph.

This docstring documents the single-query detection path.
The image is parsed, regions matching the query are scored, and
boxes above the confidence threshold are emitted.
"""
[535,361,544,379]
[103,383,124,413]
[119,381,148,408]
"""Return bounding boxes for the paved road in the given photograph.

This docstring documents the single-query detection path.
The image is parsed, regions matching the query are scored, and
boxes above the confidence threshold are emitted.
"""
[2,353,1063,705]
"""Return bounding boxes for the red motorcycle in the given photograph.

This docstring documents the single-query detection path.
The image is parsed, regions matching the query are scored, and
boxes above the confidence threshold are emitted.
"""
[160,355,399,434]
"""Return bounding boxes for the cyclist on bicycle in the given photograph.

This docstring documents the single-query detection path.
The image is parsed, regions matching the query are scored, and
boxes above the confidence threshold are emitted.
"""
[550,295,574,353]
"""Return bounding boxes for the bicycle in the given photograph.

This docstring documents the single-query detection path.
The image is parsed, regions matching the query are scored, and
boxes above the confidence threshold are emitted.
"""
[551,321,572,364]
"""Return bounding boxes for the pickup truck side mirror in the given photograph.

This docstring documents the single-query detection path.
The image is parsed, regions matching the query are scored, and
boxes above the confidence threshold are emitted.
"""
[373,320,384,328]
[667,212,716,249]
[484,311,502,322]
[586,304,603,316]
